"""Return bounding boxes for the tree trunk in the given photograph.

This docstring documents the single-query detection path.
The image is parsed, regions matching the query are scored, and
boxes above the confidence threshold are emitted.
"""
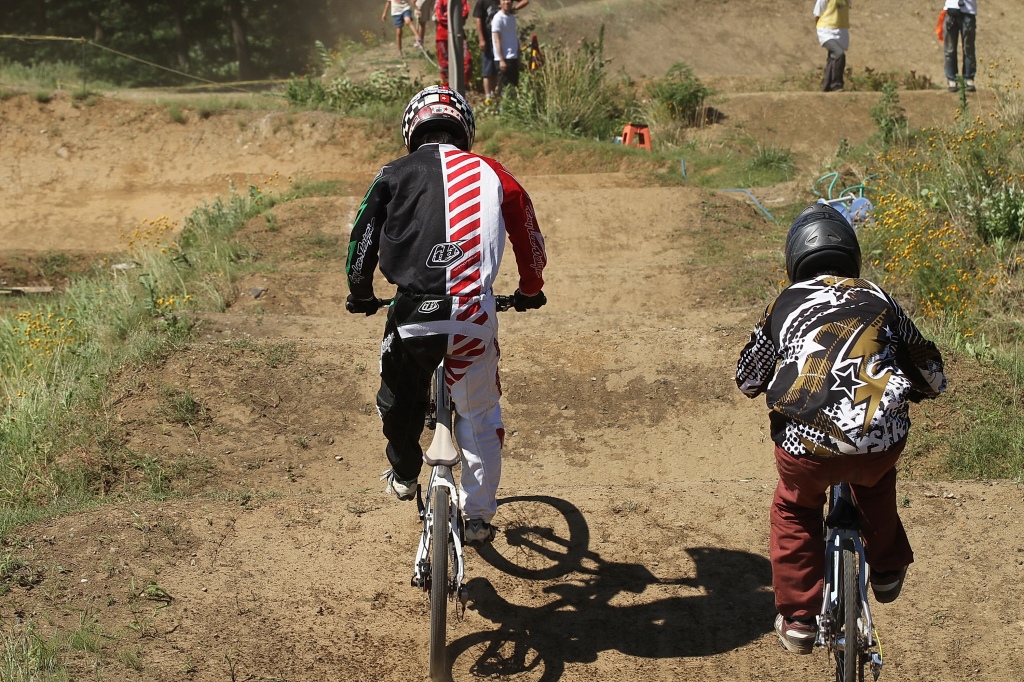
[165,0,190,69]
[224,0,254,80]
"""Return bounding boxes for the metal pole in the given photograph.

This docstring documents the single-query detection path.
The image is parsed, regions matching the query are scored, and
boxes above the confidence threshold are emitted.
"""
[448,0,465,95]
[81,40,87,93]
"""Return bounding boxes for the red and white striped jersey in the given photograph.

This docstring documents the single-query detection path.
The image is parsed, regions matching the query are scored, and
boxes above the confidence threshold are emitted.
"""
[347,142,546,345]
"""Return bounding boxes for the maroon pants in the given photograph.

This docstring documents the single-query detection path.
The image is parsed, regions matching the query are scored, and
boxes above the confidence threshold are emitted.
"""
[771,442,914,620]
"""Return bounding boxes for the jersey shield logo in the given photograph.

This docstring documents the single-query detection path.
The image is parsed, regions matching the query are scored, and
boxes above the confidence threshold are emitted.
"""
[426,241,465,268]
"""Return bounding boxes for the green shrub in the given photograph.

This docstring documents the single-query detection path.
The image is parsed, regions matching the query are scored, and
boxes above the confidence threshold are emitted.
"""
[749,144,794,175]
[869,81,907,145]
[969,182,1024,244]
[499,31,630,140]
[645,62,712,125]
[285,68,420,114]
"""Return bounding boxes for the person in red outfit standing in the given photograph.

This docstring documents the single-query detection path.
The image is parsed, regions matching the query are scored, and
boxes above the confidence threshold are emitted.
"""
[435,0,472,88]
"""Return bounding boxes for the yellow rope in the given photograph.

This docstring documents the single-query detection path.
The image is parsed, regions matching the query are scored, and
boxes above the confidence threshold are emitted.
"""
[0,34,86,42]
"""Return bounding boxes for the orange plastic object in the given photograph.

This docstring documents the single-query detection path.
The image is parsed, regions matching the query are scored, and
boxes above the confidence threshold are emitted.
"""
[621,123,651,151]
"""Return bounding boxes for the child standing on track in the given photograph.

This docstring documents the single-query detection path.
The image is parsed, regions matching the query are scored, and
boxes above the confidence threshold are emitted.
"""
[735,204,946,655]
[345,86,547,546]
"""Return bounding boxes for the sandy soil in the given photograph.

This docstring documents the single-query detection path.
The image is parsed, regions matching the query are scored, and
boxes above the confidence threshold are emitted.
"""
[3,5,1024,680]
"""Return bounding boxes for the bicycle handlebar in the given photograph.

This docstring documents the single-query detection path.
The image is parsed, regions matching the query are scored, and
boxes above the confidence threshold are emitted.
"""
[372,294,518,312]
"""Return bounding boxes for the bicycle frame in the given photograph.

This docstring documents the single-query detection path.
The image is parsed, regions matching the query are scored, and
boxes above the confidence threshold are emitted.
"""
[411,363,466,598]
[818,482,884,680]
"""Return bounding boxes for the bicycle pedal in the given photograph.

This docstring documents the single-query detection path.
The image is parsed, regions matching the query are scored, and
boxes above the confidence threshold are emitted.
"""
[456,585,469,619]
[870,653,883,680]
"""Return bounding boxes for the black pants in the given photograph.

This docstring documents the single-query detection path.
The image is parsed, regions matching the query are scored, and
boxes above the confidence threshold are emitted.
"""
[497,58,521,96]
[376,299,448,482]
[822,40,846,92]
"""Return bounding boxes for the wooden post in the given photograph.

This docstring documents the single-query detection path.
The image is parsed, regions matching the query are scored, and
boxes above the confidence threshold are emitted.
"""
[448,0,465,94]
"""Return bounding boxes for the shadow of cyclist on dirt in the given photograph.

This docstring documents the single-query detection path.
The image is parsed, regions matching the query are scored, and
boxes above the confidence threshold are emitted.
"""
[446,497,774,680]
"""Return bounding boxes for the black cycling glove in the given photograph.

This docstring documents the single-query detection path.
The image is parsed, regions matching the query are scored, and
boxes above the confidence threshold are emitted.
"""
[512,289,547,312]
[346,294,380,316]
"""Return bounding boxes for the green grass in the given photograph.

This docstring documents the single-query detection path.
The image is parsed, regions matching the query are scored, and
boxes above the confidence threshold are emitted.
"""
[942,353,1024,479]
[63,613,104,654]
[0,59,115,91]
[166,102,186,124]
[0,624,67,681]
[159,387,209,428]
[659,137,798,189]
[0,179,336,537]
[747,143,795,179]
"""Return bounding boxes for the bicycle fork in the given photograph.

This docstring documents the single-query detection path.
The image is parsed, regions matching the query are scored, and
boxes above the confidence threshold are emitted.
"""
[819,528,883,679]
[411,465,467,607]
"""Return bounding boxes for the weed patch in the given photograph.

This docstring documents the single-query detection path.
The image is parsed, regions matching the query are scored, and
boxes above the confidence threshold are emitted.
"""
[859,71,1024,479]
[499,30,631,141]
[0,179,308,536]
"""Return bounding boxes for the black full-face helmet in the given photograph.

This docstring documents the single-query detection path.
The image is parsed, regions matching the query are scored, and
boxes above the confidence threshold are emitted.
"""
[401,85,476,153]
[784,203,862,283]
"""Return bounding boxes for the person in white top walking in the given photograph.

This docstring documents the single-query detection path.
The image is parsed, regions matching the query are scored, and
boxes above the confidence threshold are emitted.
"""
[943,0,977,92]
[382,0,422,57]
[812,0,850,92]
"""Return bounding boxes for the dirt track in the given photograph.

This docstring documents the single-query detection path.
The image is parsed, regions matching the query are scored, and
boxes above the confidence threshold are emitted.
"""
[3,3,1024,677]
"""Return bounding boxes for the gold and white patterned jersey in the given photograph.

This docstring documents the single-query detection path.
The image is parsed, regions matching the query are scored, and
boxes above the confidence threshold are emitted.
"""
[737,275,946,457]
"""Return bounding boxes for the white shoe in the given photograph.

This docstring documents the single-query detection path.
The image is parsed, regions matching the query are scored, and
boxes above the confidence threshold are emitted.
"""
[464,518,496,546]
[380,469,418,501]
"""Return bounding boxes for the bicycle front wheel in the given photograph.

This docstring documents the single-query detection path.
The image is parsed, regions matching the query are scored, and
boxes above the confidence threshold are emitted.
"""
[429,485,450,681]
[837,545,860,682]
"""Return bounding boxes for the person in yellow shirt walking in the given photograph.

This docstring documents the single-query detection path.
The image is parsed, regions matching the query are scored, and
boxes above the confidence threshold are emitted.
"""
[813,0,850,92]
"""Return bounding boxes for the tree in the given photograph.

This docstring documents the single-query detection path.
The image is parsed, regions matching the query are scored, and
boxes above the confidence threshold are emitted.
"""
[223,0,254,80]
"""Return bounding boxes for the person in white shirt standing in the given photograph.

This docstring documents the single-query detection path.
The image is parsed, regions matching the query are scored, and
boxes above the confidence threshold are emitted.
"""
[813,0,850,92]
[491,0,521,99]
[943,0,977,92]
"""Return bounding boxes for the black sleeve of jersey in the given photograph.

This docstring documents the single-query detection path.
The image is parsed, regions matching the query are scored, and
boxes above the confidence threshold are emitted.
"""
[346,170,390,300]
[887,293,947,398]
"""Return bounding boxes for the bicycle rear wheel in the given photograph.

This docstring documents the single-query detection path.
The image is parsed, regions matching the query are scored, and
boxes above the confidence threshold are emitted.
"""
[837,544,860,682]
[429,486,450,681]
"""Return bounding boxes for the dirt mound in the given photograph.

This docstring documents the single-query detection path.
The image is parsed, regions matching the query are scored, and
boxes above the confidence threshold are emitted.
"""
[0,93,391,254]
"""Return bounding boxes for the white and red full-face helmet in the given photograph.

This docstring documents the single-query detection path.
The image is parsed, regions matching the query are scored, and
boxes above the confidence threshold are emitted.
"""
[401,85,476,153]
